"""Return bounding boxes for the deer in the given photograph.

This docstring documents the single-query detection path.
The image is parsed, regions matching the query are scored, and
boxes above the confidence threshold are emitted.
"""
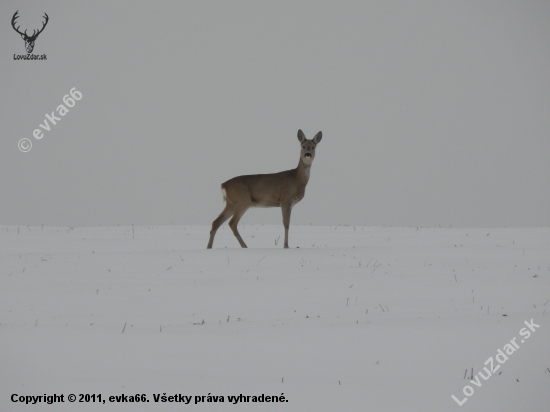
[207,129,322,249]
[11,11,49,54]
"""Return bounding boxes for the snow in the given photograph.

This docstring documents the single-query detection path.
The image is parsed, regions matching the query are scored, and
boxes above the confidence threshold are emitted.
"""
[1,225,549,411]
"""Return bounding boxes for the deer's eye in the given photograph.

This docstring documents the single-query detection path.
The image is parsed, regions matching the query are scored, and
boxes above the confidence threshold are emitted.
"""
[302,146,305,149]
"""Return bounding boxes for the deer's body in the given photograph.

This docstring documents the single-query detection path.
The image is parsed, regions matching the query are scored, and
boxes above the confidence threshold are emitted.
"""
[223,166,308,208]
[207,130,322,249]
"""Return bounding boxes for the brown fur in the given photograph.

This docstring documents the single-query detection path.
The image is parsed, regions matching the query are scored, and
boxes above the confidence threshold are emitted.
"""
[207,130,322,248]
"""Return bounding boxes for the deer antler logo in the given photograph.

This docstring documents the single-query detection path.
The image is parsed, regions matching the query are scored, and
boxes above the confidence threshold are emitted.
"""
[11,11,49,54]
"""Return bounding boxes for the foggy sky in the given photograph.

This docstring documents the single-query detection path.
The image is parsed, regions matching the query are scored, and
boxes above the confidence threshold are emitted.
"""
[1,0,549,227]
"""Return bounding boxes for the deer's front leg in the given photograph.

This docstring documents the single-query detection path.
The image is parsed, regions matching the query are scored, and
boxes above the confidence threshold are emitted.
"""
[281,203,292,248]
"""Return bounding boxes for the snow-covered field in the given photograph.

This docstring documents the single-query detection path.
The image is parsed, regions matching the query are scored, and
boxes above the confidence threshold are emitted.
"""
[1,225,549,411]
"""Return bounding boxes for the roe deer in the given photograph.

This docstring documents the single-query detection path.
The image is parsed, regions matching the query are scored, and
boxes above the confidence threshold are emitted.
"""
[207,129,322,249]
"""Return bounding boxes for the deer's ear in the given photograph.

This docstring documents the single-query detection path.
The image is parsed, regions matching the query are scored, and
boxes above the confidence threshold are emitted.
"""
[297,129,306,143]
[312,131,322,144]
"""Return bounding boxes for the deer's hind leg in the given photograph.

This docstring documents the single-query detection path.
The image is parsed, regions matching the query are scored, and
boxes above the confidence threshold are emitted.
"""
[207,204,234,249]
[228,205,250,248]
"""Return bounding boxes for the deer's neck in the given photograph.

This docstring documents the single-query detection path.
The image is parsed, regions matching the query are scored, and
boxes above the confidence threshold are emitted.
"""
[296,158,312,185]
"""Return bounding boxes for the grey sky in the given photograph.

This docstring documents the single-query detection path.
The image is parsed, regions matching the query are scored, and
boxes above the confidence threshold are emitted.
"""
[1,0,549,227]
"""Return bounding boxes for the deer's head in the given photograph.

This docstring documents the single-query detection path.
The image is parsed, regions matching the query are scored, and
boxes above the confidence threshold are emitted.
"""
[298,130,322,165]
[12,11,49,54]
